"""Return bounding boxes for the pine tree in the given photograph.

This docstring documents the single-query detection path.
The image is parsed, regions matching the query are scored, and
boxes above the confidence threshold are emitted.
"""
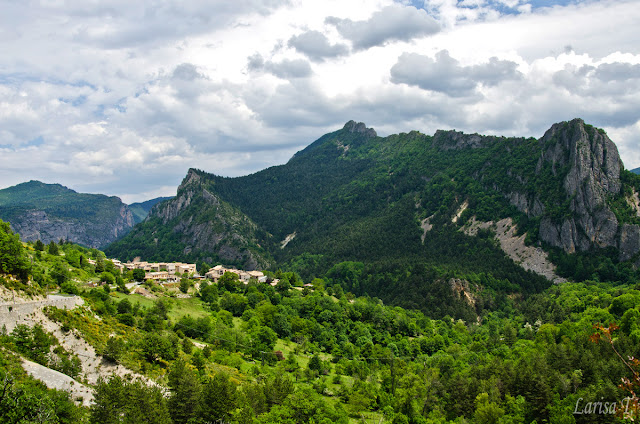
[167,360,201,424]
[47,241,59,255]
[199,373,237,422]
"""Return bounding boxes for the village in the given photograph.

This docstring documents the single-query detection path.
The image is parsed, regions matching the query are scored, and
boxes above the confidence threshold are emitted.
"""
[82,256,320,297]
[94,258,273,286]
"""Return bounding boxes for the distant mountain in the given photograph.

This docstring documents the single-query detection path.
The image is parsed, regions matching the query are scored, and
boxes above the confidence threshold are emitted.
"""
[632,167,640,175]
[106,119,640,314]
[128,197,172,223]
[0,181,134,248]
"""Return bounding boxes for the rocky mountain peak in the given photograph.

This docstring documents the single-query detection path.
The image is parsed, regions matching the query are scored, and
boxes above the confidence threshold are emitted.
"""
[535,119,628,255]
[112,168,271,270]
[539,118,622,197]
[180,168,203,189]
[432,129,490,150]
[342,120,377,138]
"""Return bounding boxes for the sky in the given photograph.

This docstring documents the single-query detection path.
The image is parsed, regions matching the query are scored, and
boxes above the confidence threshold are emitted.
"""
[1,0,639,203]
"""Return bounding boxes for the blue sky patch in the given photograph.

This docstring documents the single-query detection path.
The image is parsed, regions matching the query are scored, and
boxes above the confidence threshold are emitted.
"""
[403,0,589,17]
[27,136,44,147]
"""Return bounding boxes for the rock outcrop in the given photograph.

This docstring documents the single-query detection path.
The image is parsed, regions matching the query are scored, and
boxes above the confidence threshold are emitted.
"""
[500,119,639,261]
[433,130,499,150]
[536,119,622,253]
[449,278,477,307]
[119,169,271,270]
[342,120,377,138]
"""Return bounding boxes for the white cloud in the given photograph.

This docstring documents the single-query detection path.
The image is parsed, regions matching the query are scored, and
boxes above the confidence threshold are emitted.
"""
[287,30,350,62]
[247,54,314,79]
[0,0,639,201]
[326,4,440,50]
[607,121,640,171]
[390,50,522,96]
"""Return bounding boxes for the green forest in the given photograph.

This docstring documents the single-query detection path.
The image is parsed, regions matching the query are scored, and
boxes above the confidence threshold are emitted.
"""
[3,220,640,423]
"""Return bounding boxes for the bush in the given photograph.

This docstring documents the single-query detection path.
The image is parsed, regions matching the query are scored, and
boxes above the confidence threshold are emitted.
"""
[60,281,79,295]
[116,313,135,327]
[0,220,30,280]
[100,272,115,285]
[103,337,126,363]
[180,278,190,294]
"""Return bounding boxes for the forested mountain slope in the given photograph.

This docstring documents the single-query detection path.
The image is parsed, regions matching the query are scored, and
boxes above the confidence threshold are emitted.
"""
[107,119,640,317]
[107,171,272,271]
[0,181,134,248]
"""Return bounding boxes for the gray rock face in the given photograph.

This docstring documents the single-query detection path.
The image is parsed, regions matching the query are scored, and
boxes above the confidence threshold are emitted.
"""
[506,192,545,217]
[504,119,640,260]
[8,206,134,248]
[343,120,377,138]
[0,180,135,248]
[620,224,640,262]
[540,119,621,206]
[536,120,624,253]
[146,169,270,270]
[433,130,498,150]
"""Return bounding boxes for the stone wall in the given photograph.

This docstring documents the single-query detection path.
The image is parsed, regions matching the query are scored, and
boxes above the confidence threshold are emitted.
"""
[0,295,83,333]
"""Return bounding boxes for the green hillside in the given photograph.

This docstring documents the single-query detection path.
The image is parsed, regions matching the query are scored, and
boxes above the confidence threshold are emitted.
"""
[0,180,118,217]
[5,219,640,423]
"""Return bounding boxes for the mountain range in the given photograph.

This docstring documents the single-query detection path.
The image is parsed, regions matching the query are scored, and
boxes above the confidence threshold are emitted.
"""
[105,118,640,314]
[3,118,640,421]
[0,181,167,248]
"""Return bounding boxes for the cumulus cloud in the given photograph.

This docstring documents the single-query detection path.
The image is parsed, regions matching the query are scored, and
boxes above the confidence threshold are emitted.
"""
[326,5,440,50]
[1,0,639,201]
[287,30,349,62]
[243,80,341,128]
[550,60,640,127]
[390,50,522,96]
[607,120,640,170]
[247,54,313,79]
[593,62,640,82]
[242,76,469,131]
[172,63,206,81]
[64,0,287,49]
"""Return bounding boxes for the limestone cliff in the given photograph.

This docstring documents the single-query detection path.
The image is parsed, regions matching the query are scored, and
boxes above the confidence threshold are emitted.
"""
[535,119,621,253]
[107,169,272,270]
[0,181,134,248]
[498,119,638,261]
[7,206,133,249]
